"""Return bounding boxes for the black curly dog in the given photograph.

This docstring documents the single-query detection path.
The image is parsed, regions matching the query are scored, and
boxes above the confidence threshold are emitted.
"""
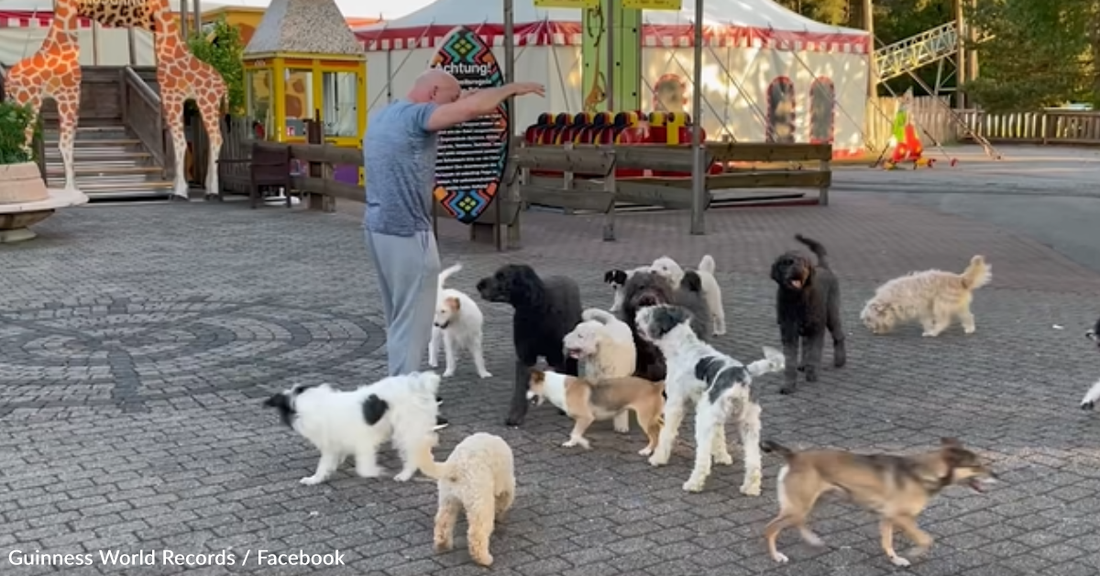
[1088,316,1100,351]
[477,264,581,426]
[770,234,847,394]
[617,270,710,381]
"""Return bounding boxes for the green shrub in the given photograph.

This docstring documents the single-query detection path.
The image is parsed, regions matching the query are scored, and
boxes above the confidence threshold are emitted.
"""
[0,100,38,165]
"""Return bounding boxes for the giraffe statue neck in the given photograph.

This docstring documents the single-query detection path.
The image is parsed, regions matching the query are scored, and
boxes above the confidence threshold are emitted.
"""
[153,12,188,60]
[43,1,81,51]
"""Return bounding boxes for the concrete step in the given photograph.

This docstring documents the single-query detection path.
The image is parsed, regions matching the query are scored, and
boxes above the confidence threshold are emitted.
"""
[46,150,152,161]
[46,165,161,177]
[44,138,142,148]
[76,180,175,201]
[43,126,131,140]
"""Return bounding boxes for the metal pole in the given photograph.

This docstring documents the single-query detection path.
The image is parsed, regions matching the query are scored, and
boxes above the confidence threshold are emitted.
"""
[194,0,203,36]
[606,0,615,112]
[954,0,966,108]
[180,0,189,40]
[863,0,878,150]
[503,0,517,251]
[91,23,100,65]
[689,0,705,235]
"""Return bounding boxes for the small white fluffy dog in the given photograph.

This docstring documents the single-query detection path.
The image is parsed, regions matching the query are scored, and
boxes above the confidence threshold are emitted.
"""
[429,263,491,378]
[417,432,516,567]
[651,255,727,335]
[636,304,784,494]
[860,255,992,337]
[563,308,638,433]
[262,371,440,485]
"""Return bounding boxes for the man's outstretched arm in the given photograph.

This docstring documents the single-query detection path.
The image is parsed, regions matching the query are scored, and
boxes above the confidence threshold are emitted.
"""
[425,82,545,132]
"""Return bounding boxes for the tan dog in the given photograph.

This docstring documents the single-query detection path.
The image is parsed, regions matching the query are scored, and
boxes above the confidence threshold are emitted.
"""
[526,369,664,454]
[762,438,997,568]
[417,432,516,567]
[860,255,991,337]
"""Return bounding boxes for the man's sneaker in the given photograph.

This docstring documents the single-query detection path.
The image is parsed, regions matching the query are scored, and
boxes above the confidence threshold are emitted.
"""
[434,415,449,430]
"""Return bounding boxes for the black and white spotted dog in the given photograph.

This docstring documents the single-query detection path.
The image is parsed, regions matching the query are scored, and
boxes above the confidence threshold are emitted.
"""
[635,304,784,494]
[1078,316,1100,409]
[604,265,651,313]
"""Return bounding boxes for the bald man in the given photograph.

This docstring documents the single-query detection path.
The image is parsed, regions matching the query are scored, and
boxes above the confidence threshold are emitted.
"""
[363,68,544,429]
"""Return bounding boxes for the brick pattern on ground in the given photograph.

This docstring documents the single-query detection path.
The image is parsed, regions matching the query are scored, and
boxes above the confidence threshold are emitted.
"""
[2,194,1099,576]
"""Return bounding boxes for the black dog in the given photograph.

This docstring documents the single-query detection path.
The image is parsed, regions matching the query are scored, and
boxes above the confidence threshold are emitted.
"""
[1088,316,1100,351]
[770,234,846,394]
[477,264,581,426]
[617,270,710,381]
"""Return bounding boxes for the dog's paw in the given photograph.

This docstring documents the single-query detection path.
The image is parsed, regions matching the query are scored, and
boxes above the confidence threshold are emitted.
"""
[804,368,818,382]
[889,555,911,568]
[779,384,798,395]
[393,469,416,482]
[802,532,825,547]
[433,539,453,553]
[471,552,493,567]
[505,415,525,427]
[771,552,789,564]
[562,437,590,449]
[682,476,706,493]
[648,453,669,467]
[1083,401,1095,410]
[740,478,762,496]
[613,423,630,434]
[355,466,383,479]
[714,452,734,466]
[921,330,939,337]
[964,325,976,334]
[428,358,438,368]
[442,369,455,377]
[638,446,654,456]
[478,370,493,379]
[299,475,325,486]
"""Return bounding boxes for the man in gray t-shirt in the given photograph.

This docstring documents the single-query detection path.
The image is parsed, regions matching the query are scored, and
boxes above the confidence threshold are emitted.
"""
[363,68,544,429]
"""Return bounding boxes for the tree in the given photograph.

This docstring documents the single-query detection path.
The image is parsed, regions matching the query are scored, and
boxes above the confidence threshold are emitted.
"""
[963,0,1097,110]
[186,16,246,115]
[773,0,852,26]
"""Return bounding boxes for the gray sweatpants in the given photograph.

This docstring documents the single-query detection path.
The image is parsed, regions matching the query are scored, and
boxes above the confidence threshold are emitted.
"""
[364,229,441,377]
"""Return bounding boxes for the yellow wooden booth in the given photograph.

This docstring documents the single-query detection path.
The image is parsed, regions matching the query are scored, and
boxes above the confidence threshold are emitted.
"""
[241,0,368,184]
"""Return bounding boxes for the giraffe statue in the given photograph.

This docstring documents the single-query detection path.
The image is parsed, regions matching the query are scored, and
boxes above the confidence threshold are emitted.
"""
[4,0,83,192]
[148,1,227,201]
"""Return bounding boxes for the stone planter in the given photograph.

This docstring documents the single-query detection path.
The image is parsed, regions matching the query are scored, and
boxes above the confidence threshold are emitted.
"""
[0,162,88,243]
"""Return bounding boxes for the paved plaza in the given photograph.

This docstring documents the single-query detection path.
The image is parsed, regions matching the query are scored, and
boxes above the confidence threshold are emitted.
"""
[3,150,1100,575]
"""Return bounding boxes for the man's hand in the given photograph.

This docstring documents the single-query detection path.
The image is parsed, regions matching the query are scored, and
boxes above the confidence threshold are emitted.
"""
[509,82,546,97]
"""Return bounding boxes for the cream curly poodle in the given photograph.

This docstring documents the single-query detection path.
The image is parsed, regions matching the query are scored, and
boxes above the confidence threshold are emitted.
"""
[417,432,516,566]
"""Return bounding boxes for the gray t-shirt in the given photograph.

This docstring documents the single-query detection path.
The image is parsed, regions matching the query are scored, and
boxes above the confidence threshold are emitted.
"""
[363,100,440,236]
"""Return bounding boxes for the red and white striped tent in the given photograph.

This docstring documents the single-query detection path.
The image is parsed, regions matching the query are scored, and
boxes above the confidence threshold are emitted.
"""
[355,0,870,156]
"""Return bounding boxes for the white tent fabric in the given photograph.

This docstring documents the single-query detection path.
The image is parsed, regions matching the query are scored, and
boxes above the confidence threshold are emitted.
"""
[360,0,870,157]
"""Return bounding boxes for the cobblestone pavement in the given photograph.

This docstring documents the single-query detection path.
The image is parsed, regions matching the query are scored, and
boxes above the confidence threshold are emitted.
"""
[3,193,1100,576]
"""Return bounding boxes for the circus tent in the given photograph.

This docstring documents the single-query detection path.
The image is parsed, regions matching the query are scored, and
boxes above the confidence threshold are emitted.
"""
[355,0,871,156]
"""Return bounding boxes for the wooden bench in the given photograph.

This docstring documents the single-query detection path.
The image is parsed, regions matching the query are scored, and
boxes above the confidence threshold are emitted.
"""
[217,141,294,209]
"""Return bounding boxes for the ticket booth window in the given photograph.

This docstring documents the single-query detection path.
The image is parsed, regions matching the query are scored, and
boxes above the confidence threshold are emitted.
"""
[323,71,359,138]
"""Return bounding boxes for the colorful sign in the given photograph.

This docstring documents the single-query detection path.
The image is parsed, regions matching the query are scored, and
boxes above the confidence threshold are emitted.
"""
[430,27,510,224]
[535,0,599,7]
[622,0,683,9]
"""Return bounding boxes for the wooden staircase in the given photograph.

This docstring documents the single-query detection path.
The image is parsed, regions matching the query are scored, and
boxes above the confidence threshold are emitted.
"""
[37,66,174,201]
[43,126,173,200]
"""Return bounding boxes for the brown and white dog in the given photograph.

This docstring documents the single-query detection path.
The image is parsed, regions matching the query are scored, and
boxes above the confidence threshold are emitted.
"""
[526,368,664,454]
[762,438,997,567]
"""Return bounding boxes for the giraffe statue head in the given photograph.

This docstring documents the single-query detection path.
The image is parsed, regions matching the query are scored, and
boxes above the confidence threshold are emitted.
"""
[74,0,159,31]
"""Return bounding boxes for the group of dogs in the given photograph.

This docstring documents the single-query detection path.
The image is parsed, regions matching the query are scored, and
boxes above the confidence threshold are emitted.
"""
[264,233,1017,568]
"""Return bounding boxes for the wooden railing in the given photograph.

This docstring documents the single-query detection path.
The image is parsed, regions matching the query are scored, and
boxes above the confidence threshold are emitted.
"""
[119,66,167,171]
[949,109,1100,146]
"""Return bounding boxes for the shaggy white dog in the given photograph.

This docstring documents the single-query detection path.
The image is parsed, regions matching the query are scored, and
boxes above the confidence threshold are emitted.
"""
[263,371,440,485]
[563,308,638,433]
[650,254,727,335]
[860,255,992,337]
[636,304,784,494]
[417,432,516,567]
[429,263,491,378]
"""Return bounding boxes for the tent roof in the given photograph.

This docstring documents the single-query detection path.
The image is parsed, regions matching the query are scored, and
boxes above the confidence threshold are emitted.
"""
[354,0,869,53]
[244,0,362,55]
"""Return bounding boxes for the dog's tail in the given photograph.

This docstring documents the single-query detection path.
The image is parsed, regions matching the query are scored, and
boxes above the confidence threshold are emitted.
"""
[415,436,457,481]
[1081,378,1100,410]
[960,255,992,291]
[794,234,829,269]
[746,346,785,377]
[439,263,463,290]
[698,254,716,275]
[760,440,797,460]
[582,308,617,325]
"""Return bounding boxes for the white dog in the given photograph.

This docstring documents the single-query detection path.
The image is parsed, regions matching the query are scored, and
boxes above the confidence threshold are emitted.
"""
[860,255,991,337]
[604,265,650,313]
[563,308,638,432]
[650,255,727,336]
[429,263,491,378]
[636,304,784,494]
[263,371,440,485]
[1078,322,1100,409]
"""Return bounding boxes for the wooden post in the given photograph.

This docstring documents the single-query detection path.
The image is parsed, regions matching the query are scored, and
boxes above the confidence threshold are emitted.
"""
[305,120,328,211]
[689,0,706,235]
[503,0,519,250]
[954,0,967,109]
[603,148,616,241]
[863,0,879,151]
[818,155,831,206]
